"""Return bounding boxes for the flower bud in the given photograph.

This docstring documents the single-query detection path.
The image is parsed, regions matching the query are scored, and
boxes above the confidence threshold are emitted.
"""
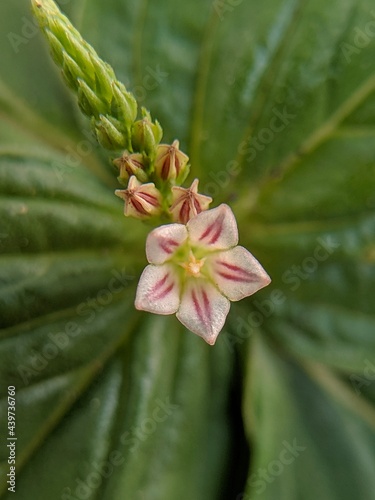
[154,140,189,183]
[115,176,162,219]
[112,82,138,127]
[77,79,105,117]
[45,29,64,66]
[170,179,212,224]
[131,109,163,157]
[113,152,148,184]
[94,115,128,150]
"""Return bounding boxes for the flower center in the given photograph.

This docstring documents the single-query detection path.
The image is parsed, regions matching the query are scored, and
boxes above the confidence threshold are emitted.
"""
[179,251,206,277]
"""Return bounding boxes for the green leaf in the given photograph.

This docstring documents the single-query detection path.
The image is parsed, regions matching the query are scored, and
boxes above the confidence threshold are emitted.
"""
[242,336,375,500]
[0,0,77,133]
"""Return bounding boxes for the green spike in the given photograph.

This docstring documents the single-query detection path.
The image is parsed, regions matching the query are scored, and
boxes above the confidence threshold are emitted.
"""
[63,53,85,90]
[95,115,128,150]
[31,0,138,151]
[45,29,64,66]
[77,79,106,117]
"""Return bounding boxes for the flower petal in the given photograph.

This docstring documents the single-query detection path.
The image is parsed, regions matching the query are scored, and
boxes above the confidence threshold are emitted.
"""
[207,246,271,301]
[146,223,188,264]
[187,204,238,250]
[135,264,180,314]
[176,279,230,345]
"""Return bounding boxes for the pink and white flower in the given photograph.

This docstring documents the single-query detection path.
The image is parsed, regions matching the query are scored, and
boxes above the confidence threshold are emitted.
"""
[170,178,212,224]
[135,204,271,345]
[154,139,189,181]
[115,175,162,219]
[113,151,148,183]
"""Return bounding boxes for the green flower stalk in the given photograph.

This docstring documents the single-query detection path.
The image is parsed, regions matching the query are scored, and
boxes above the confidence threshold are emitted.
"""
[31,0,162,153]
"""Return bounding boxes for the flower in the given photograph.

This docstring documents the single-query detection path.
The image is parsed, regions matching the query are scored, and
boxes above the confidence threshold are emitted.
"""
[154,139,189,181]
[113,151,148,183]
[135,204,271,345]
[115,175,162,219]
[170,178,212,224]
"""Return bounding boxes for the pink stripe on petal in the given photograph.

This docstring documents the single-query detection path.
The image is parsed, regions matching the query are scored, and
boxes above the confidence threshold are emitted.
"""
[159,238,179,254]
[166,239,179,247]
[208,246,271,302]
[192,289,206,327]
[202,290,211,322]
[161,157,171,180]
[131,198,148,215]
[146,224,188,265]
[176,279,230,343]
[217,271,258,283]
[208,218,224,244]
[187,205,238,250]
[153,281,175,300]
[216,261,245,272]
[192,288,212,330]
[193,197,201,212]
[139,192,159,206]
[151,273,169,293]
[216,261,258,280]
[135,264,180,315]
[180,201,191,225]
[199,215,224,245]
[199,221,215,241]
[149,271,176,300]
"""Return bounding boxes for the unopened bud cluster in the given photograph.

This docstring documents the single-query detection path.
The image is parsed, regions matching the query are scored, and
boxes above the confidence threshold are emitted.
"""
[114,135,212,223]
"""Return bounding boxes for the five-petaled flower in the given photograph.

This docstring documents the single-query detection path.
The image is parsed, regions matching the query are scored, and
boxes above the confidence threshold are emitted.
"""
[170,178,212,224]
[115,175,162,219]
[135,204,271,345]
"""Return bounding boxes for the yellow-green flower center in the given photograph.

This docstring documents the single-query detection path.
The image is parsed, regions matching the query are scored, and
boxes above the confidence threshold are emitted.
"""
[179,251,206,277]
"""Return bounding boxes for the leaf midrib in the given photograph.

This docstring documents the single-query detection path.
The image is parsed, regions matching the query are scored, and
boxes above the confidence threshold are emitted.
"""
[303,360,375,432]
[271,72,375,181]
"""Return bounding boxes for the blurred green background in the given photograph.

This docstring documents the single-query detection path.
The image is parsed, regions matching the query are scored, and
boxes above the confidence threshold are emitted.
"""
[1,0,375,499]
